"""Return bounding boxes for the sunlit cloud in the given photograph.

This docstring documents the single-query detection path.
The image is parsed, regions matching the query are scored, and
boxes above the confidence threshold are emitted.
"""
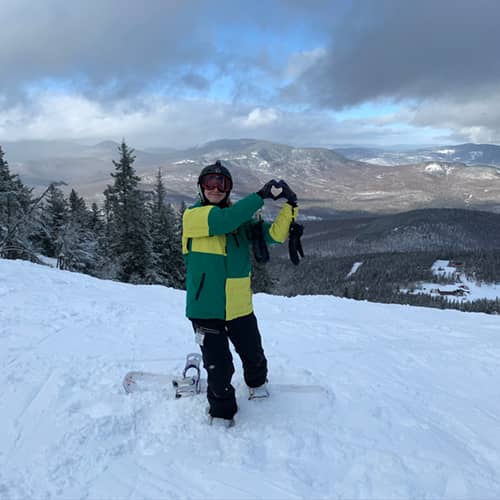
[237,108,280,128]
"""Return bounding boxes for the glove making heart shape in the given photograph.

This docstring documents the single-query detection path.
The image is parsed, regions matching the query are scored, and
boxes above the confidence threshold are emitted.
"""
[257,179,296,202]
[270,181,284,200]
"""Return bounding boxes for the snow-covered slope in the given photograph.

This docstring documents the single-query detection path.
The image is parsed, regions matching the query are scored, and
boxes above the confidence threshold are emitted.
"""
[1,259,500,499]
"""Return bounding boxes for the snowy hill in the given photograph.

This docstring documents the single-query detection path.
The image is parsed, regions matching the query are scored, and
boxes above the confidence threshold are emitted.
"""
[1,258,500,499]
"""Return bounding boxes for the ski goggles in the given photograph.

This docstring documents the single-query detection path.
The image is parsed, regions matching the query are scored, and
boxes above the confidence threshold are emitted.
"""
[200,174,232,193]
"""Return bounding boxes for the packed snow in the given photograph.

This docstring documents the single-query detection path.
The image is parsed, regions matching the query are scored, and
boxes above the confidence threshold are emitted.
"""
[1,258,500,499]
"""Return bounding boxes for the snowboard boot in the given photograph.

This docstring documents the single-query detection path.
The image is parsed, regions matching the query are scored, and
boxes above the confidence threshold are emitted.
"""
[208,415,235,428]
[248,382,270,400]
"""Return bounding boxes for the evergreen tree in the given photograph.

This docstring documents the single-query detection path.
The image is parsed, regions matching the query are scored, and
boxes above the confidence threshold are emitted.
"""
[56,189,99,272]
[172,201,186,288]
[251,258,273,293]
[90,202,104,233]
[103,140,152,283]
[0,145,17,252]
[38,184,69,258]
[0,146,34,259]
[149,168,185,287]
[69,189,88,224]
[86,202,110,277]
[179,200,187,215]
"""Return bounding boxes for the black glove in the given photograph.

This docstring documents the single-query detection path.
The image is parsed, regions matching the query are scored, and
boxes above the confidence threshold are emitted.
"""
[250,220,270,264]
[277,180,297,206]
[257,179,279,199]
[288,222,304,265]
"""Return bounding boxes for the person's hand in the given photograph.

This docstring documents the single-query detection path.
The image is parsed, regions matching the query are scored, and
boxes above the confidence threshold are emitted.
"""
[277,180,297,205]
[257,179,279,199]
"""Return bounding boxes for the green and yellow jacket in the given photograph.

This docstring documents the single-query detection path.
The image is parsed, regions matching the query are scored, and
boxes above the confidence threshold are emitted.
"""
[182,192,297,321]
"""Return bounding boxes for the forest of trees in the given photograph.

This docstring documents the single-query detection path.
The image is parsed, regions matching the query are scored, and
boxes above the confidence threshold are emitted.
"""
[1,141,500,314]
[264,250,500,314]
[0,141,184,288]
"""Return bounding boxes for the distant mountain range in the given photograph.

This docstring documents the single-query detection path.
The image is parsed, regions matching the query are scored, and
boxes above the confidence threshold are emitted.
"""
[2,138,500,217]
[334,143,500,167]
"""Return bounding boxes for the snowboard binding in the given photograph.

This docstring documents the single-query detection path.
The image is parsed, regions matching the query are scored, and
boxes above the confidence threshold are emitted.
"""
[172,352,203,398]
[123,352,205,397]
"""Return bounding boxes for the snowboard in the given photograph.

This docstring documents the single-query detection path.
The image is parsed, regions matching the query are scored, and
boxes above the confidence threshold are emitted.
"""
[123,373,329,398]
[123,352,206,398]
[123,352,332,401]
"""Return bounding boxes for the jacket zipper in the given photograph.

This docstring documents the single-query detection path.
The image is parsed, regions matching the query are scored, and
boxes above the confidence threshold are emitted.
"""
[195,272,206,301]
[232,233,240,248]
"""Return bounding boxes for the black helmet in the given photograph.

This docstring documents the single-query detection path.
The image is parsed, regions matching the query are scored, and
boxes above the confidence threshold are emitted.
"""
[198,160,233,191]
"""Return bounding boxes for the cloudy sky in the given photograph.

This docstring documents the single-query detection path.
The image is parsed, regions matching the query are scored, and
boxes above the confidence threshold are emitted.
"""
[1,0,499,149]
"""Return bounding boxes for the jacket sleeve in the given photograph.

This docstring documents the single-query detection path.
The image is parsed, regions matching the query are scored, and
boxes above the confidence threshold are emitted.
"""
[264,202,298,244]
[183,193,264,237]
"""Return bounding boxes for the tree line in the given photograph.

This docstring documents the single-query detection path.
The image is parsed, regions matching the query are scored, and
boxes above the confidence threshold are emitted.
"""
[262,250,500,314]
[2,141,500,314]
[0,141,184,287]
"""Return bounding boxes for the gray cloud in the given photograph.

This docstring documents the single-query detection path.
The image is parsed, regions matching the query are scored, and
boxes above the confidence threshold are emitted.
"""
[180,73,211,92]
[0,0,213,96]
[0,0,335,102]
[1,0,499,147]
[287,0,500,108]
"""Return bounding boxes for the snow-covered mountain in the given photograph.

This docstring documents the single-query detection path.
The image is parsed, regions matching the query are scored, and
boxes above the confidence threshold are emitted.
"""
[2,257,500,498]
[4,138,500,215]
[336,143,500,167]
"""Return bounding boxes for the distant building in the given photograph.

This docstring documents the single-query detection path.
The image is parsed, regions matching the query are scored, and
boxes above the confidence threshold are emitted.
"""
[437,288,467,297]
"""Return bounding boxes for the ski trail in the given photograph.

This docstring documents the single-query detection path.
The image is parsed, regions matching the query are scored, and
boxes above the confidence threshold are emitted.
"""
[5,368,57,462]
[5,319,65,368]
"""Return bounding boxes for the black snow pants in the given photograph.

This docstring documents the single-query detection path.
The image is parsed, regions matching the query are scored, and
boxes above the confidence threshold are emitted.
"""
[191,312,268,420]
